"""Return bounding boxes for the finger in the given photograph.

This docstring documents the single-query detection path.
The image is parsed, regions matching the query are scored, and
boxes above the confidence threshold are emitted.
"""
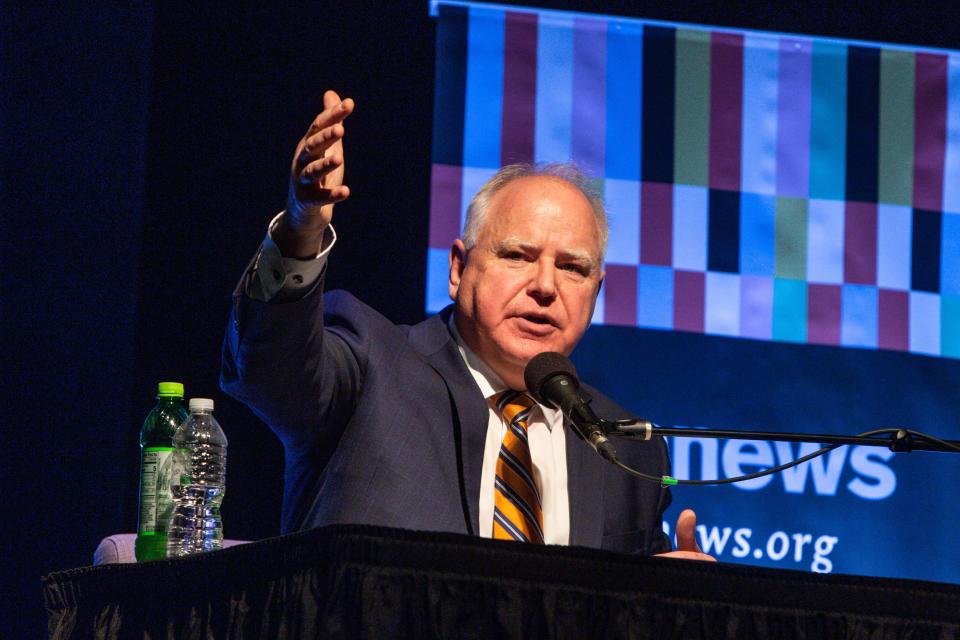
[298,153,343,183]
[328,184,350,202]
[296,183,351,206]
[654,550,717,562]
[675,509,702,553]
[299,123,345,164]
[306,95,354,137]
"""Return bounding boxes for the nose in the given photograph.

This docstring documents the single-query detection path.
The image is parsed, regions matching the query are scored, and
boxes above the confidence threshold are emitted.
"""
[527,259,557,303]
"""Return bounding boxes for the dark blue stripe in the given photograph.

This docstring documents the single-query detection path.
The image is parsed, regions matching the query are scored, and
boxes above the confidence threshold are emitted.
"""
[708,189,741,273]
[642,25,675,183]
[493,508,528,542]
[432,5,468,165]
[496,390,520,412]
[509,421,528,442]
[499,447,540,500]
[845,45,880,203]
[912,208,942,293]
[512,406,533,425]
[495,477,544,541]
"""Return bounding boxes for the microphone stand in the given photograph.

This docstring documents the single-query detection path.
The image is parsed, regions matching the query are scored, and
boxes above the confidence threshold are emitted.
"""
[604,420,960,454]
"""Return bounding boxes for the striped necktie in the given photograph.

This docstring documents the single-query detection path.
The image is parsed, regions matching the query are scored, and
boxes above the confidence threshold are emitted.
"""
[493,390,544,544]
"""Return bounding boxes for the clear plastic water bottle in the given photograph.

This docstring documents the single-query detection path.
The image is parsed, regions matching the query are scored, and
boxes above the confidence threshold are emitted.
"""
[166,398,228,557]
[136,382,189,562]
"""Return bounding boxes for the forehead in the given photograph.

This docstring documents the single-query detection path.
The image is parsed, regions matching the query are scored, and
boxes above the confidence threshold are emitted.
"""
[481,176,601,247]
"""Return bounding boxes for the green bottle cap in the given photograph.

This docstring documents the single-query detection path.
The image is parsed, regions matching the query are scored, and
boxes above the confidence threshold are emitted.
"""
[156,382,185,398]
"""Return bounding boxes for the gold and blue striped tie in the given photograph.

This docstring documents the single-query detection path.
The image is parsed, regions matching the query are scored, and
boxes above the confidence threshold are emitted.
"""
[493,391,544,544]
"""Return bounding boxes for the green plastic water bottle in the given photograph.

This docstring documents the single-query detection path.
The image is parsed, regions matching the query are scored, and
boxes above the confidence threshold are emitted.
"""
[135,382,189,562]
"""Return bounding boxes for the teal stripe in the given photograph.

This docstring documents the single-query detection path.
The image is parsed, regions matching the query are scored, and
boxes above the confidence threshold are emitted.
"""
[809,41,847,200]
[534,13,574,162]
[773,278,808,343]
[943,295,960,358]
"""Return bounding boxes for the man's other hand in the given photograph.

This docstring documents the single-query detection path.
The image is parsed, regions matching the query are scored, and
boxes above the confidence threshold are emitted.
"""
[655,509,717,562]
[275,89,354,258]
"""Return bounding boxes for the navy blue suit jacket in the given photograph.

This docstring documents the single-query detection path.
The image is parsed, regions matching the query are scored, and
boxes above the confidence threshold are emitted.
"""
[222,269,673,554]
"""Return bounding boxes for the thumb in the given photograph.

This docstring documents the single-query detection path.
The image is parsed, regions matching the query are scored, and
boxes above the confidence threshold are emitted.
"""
[675,509,702,553]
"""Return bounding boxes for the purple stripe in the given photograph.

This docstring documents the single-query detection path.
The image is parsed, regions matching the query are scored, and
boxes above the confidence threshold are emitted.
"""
[776,38,812,198]
[429,164,462,248]
[740,275,773,339]
[603,264,637,325]
[673,270,705,333]
[571,18,607,176]
[844,201,877,285]
[878,289,909,351]
[709,32,744,191]
[641,182,672,265]
[501,11,538,164]
[913,53,948,211]
[807,284,842,345]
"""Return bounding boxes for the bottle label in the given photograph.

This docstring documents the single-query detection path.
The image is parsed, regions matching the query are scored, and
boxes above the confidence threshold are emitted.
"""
[139,446,174,534]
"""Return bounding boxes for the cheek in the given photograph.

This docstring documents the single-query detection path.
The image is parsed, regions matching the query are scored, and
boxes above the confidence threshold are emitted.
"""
[563,287,599,327]
[477,271,524,311]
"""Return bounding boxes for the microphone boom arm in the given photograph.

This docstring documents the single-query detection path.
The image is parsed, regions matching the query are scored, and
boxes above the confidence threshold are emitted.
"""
[605,419,960,454]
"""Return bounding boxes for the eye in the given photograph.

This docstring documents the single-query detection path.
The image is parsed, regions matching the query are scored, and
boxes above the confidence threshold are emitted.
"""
[500,249,526,261]
[560,263,590,276]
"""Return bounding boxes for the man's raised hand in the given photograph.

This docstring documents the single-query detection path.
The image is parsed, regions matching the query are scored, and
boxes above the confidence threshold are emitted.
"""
[276,90,354,258]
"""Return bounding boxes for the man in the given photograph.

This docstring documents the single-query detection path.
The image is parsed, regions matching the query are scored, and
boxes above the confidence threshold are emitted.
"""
[222,90,711,559]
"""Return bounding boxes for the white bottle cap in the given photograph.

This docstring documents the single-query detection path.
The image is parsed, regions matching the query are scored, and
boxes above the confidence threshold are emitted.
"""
[189,398,215,412]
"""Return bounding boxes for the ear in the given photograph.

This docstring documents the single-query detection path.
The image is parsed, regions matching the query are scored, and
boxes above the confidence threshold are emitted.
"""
[448,239,468,301]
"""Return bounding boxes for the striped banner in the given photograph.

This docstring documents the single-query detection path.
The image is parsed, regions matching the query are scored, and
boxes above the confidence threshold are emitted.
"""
[427,1,960,360]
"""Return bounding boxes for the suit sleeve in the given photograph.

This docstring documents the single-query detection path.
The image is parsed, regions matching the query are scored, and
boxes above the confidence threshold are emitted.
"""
[220,251,363,451]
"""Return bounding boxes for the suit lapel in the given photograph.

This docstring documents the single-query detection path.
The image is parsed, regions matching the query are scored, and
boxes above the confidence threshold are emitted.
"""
[565,425,605,547]
[408,309,489,536]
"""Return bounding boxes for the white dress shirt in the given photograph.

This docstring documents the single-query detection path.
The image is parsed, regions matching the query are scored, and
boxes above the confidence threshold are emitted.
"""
[448,320,570,544]
[253,212,571,544]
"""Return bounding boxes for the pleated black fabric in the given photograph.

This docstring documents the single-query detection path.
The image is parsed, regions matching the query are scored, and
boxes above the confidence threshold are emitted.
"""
[43,525,960,639]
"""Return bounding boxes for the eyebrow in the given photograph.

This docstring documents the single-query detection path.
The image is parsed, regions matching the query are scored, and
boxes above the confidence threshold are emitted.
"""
[493,237,598,272]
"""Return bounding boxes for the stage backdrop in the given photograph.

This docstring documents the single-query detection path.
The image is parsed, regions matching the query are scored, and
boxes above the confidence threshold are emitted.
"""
[426,1,960,582]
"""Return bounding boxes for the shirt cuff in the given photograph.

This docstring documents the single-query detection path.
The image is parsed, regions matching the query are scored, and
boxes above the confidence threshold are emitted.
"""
[249,211,336,302]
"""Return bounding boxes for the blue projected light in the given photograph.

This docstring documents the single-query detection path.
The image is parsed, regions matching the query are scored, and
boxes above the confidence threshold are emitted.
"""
[429,0,960,582]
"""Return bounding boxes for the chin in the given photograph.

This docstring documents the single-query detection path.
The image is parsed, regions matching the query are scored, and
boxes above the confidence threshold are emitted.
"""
[506,340,567,365]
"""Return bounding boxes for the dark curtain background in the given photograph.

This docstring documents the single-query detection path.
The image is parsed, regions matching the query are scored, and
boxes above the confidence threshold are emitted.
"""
[3,2,958,637]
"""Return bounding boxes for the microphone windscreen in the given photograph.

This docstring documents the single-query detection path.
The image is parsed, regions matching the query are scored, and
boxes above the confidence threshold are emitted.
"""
[524,352,578,402]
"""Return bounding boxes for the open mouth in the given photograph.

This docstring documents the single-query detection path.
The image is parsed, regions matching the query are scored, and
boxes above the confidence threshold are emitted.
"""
[515,314,557,334]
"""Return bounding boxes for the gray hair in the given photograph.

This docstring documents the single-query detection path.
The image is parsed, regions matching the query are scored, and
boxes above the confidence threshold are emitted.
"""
[461,163,608,263]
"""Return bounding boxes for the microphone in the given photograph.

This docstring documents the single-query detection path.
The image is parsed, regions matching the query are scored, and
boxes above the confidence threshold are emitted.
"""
[523,352,617,462]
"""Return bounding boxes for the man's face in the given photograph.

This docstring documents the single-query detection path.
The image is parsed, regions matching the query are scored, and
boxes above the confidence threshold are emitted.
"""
[449,176,605,390]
